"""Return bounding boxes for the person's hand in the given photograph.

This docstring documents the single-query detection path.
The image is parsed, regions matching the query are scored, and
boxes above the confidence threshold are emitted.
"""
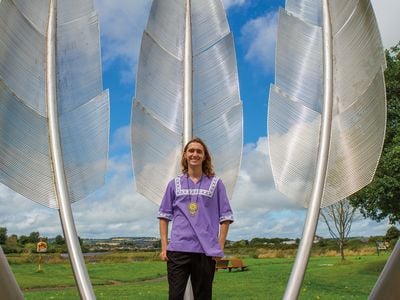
[160,250,168,261]
[212,256,222,261]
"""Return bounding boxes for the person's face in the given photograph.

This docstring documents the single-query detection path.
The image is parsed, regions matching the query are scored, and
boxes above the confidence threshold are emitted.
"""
[184,142,205,168]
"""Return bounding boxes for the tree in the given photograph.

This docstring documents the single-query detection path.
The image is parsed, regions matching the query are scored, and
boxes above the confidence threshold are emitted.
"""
[350,42,400,223]
[28,231,40,244]
[320,199,357,260]
[3,234,19,254]
[385,226,400,241]
[55,235,65,245]
[18,235,29,245]
[0,227,7,244]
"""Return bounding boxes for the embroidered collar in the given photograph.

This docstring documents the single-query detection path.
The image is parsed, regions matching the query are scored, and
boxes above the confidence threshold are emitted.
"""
[175,174,219,198]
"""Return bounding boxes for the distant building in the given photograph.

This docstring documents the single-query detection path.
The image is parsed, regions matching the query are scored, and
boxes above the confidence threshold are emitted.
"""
[313,235,323,243]
[282,240,296,245]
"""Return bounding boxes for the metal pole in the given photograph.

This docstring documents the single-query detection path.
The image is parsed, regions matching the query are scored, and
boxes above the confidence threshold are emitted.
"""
[46,1,95,299]
[369,239,400,299]
[0,246,24,300]
[183,0,193,146]
[183,0,194,299]
[283,0,333,298]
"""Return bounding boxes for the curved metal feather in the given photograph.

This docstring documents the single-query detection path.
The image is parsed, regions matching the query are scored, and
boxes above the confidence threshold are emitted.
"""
[269,0,386,209]
[0,0,109,207]
[132,0,243,204]
[268,0,386,298]
[0,0,109,298]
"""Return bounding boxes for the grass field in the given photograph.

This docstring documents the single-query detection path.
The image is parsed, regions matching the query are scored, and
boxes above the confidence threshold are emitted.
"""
[9,253,389,299]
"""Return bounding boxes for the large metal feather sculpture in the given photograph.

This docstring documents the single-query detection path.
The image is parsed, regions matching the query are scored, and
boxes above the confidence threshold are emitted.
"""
[0,0,109,298]
[132,0,242,205]
[267,0,386,298]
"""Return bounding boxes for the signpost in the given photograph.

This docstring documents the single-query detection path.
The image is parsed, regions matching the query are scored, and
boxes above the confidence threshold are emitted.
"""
[36,239,47,272]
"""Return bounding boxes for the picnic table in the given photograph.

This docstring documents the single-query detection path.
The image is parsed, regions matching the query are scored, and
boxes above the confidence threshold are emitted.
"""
[215,258,248,272]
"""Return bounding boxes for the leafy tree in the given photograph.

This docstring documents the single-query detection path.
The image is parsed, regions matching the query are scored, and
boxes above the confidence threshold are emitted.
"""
[18,235,29,245]
[0,227,7,244]
[320,199,358,260]
[4,234,19,253]
[28,231,40,244]
[385,226,400,241]
[350,42,400,223]
[55,234,65,245]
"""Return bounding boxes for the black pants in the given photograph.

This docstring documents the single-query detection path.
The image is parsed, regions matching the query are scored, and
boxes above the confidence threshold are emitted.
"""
[167,251,216,300]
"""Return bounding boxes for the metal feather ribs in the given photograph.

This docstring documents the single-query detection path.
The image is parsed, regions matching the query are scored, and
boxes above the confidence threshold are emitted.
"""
[0,0,109,299]
[132,0,243,205]
[267,0,386,298]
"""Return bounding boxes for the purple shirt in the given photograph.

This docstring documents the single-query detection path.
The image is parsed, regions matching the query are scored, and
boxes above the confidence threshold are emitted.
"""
[158,174,234,257]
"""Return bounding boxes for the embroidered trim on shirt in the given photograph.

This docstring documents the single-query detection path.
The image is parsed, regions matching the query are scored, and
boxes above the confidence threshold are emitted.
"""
[220,214,234,223]
[175,175,219,198]
[158,211,173,220]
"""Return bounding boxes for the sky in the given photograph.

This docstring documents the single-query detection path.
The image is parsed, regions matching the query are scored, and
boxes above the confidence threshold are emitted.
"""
[1,0,399,241]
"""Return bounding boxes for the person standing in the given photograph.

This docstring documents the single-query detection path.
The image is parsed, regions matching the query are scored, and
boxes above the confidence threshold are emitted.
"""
[158,137,234,300]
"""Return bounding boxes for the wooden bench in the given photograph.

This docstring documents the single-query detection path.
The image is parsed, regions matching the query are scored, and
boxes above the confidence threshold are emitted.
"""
[215,259,229,270]
[216,258,248,272]
[376,241,389,255]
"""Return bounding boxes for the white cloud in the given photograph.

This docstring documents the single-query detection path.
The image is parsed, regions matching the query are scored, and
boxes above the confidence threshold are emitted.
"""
[93,0,250,84]
[1,136,387,240]
[110,125,131,152]
[222,0,247,10]
[94,0,152,83]
[240,11,278,73]
[371,0,400,49]
[240,1,400,75]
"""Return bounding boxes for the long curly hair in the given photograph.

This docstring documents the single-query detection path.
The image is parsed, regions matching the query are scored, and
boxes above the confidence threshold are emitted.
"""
[181,137,215,177]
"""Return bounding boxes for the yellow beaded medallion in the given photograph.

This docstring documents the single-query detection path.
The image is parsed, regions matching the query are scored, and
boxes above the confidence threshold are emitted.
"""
[188,201,198,216]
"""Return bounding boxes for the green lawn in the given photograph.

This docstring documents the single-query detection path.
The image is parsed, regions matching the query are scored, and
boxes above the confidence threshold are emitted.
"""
[10,254,388,299]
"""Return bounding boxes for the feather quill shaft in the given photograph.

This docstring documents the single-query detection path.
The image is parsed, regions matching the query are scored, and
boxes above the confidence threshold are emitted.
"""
[0,247,23,299]
[46,2,95,298]
[268,0,386,298]
[283,1,333,298]
[183,0,193,144]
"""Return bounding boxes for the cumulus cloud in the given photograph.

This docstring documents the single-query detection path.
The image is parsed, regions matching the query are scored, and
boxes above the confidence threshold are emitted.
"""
[0,135,389,240]
[94,0,250,84]
[222,0,248,10]
[110,125,131,152]
[1,1,394,241]
[371,0,400,49]
[94,0,152,83]
[240,11,278,73]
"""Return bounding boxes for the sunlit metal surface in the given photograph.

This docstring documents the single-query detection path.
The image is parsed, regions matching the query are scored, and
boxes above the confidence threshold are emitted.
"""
[0,0,109,298]
[269,0,386,210]
[183,0,193,146]
[132,0,242,204]
[285,0,322,26]
[369,239,400,299]
[0,246,23,300]
[0,0,109,208]
[269,0,386,298]
[0,0,47,116]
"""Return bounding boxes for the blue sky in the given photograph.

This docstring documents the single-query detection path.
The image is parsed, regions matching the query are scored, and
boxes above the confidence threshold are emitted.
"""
[1,0,399,241]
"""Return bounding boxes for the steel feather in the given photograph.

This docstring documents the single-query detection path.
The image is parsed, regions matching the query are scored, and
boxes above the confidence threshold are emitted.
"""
[0,0,109,208]
[0,0,108,298]
[132,0,242,204]
[269,0,386,208]
[268,0,386,298]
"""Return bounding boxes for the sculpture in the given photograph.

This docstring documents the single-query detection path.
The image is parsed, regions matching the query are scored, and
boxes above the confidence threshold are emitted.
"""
[268,0,386,298]
[0,0,109,298]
